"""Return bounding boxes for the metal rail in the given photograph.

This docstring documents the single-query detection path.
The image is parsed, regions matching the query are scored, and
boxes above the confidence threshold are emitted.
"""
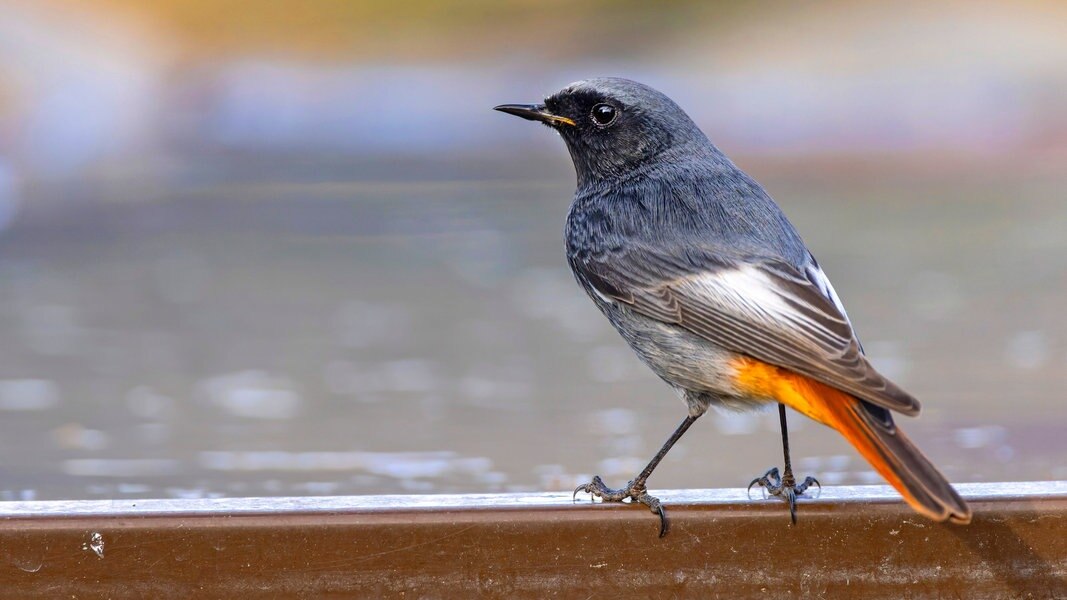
[1,482,1065,598]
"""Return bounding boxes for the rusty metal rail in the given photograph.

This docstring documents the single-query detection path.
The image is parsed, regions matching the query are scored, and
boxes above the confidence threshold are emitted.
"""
[1,482,1065,598]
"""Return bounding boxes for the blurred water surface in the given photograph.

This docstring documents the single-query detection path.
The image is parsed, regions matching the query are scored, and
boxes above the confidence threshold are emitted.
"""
[0,155,1064,501]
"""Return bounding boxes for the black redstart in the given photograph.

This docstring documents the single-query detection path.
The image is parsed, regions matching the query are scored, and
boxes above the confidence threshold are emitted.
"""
[495,78,970,536]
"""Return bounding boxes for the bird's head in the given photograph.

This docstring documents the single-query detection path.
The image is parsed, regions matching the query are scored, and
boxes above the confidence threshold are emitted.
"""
[495,77,710,186]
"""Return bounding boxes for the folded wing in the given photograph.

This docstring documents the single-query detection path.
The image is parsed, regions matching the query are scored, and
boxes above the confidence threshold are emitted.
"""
[573,245,920,415]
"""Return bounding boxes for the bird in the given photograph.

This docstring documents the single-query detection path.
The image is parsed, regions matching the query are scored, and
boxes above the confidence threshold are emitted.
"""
[494,77,971,536]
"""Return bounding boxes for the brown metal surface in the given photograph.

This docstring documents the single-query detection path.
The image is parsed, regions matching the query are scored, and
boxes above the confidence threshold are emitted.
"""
[0,483,1065,599]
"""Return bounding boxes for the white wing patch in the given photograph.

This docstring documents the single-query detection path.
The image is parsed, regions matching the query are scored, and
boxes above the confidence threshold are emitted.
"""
[674,262,854,356]
[804,260,854,329]
[682,264,791,317]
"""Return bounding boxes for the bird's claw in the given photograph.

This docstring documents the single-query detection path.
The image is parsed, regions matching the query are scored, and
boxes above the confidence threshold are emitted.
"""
[572,475,670,537]
[747,467,820,525]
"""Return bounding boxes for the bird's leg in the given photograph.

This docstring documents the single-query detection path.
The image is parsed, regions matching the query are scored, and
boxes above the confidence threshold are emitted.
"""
[748,403,821,524]
[573,414,698,538]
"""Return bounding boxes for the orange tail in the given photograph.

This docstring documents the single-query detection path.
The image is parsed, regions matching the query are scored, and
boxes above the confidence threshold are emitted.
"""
[735,359,971,524]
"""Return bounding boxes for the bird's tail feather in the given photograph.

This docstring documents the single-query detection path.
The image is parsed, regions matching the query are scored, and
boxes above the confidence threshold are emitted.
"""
[829,396,972,524]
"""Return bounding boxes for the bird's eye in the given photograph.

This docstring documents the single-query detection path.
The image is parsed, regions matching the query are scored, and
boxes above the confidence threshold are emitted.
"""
[590,103,618,126]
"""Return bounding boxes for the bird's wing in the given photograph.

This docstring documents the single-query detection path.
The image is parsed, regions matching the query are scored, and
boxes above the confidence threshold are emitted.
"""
[574,245,919,415]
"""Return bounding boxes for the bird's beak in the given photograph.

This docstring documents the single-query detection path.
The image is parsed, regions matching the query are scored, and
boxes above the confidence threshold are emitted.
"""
[493,103,576,127]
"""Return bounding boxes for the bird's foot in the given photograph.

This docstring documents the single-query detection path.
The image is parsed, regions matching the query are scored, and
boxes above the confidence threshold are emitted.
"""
[747,467,821,525]
[573,475,669,537]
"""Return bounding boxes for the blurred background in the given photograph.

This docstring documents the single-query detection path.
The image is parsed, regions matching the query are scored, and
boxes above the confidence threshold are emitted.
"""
[0,0,1064,501]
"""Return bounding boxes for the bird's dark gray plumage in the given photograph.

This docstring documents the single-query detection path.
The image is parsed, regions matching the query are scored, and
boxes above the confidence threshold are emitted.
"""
[495,77,970,531]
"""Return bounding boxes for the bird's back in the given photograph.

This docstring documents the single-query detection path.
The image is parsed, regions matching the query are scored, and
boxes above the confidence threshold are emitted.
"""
[565,157,810,272]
